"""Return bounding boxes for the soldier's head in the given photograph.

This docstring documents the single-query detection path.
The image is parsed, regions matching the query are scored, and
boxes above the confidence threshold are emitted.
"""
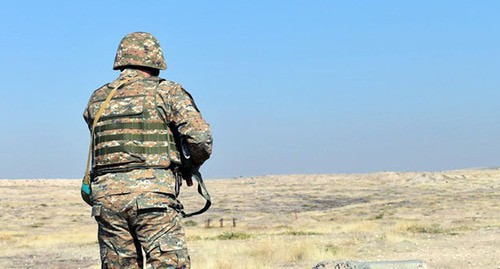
[113,32,167,73]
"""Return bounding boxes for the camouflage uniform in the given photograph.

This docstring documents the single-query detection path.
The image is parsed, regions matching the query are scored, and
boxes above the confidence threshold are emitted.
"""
[83,32,212,269]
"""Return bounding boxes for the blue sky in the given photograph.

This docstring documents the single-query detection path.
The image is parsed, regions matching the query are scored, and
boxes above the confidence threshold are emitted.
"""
[0,1,499,179]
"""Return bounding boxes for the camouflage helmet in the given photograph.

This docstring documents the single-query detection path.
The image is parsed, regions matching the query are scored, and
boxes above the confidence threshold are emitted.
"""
[113,32,167,70]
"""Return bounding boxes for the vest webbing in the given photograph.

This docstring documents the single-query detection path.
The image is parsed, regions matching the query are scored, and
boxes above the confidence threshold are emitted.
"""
[92,77,179,172]
[95,122,176,158]
[95,122,168,133]
[95,145,169,156]
[96,133,172,143]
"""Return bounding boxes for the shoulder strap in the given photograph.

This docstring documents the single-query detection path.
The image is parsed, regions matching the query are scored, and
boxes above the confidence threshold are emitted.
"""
[83,77,134,185]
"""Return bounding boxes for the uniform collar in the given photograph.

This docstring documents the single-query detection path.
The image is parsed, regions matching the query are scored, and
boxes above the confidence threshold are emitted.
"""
[119,68,148,79]
[108,69,147,88]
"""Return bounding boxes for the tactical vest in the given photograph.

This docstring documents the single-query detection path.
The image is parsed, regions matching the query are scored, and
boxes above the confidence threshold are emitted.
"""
[89,77,181,175]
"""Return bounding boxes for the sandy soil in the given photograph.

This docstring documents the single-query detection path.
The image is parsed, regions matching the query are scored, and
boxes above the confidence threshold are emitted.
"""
[0,168,498,268]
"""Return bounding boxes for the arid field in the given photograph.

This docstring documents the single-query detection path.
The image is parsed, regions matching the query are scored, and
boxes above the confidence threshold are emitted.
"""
[0,169,499,269]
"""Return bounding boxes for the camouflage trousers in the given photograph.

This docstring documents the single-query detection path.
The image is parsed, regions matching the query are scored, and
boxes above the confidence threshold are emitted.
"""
[92,191,190,269]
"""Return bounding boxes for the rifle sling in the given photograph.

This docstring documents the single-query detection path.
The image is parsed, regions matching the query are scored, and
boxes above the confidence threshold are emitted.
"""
[181,170,211,218]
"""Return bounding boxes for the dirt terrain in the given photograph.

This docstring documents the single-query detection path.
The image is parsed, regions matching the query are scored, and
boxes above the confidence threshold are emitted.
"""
[0,169,498,268]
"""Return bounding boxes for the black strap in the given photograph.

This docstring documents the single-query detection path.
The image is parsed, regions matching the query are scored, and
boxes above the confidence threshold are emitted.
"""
[181,169,211,218]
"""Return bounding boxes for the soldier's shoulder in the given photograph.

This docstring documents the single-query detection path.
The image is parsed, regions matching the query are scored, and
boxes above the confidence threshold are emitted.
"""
[158,78,182,89]
[156,78,184,94]
[89,83,112,101]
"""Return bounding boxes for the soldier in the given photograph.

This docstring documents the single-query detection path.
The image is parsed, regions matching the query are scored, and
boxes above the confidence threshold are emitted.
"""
[83,32,212,269]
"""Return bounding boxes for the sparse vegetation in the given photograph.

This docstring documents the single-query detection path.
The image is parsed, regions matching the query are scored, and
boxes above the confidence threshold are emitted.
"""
[407,224,445,234]
[405,223,473,235]
[30,223,44,228]
[1,170,499,268]
[183,220,198,227]
[214,231,252,240]
[324,244,339,255]
[279,230,322,236]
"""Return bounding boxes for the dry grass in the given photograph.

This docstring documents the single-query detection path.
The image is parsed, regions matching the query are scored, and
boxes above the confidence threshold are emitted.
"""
[187,231,338,269]
[0,169,499,268]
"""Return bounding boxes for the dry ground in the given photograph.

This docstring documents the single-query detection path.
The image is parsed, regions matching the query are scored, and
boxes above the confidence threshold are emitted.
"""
[0,169,498,268]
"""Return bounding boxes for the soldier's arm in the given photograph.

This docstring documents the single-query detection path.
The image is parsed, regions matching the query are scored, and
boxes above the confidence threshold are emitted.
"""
[162,83,213,166]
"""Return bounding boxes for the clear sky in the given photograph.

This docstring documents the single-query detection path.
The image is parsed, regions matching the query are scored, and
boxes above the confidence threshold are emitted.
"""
[0,1,499,179]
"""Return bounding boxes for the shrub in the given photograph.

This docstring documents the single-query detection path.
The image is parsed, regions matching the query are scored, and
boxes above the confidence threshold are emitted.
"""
[407,224,444,234]
[215,232,252,240]
[184,220,198,227]
[280,230,321,236]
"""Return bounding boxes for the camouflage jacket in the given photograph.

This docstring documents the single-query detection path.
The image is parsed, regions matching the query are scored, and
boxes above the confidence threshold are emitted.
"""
[83,69,212,197]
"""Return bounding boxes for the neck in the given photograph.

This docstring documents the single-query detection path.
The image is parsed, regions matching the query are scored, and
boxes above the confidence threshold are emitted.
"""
[122,67,159,77]
[137,69,153,77]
